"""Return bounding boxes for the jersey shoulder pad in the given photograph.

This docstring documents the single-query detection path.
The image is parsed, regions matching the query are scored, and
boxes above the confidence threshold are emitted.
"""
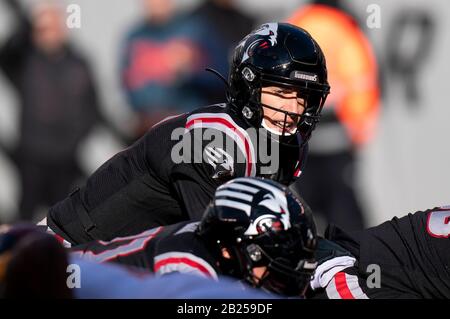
[184,110,256,179]
[152,222,219,279]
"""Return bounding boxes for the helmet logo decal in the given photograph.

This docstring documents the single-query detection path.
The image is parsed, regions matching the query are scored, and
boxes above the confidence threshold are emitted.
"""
[255,217,284,234]
[214,178,293,236]
[257,193,285,214]
[291,70,318,82]
[242,67,256,82]
[242,106,254,119]
[241,23,279,63]
[204,146,235,179]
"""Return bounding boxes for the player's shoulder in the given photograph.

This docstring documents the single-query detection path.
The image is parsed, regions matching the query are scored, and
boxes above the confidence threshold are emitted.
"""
[365,205,450,297]
[352,205,450,258]
[148,103,243,132]
[185,103,248,130]
[386,205,450,240]
[152,221,204,254]
[408,205,450,274]
[183,104,255,179]
[152,221,219,279]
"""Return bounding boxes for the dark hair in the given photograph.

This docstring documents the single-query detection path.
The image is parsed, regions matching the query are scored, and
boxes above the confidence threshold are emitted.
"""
[3,231,72,299]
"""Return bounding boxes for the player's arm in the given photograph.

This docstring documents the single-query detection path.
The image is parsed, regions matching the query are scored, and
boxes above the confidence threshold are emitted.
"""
[47,134,166,245]
[359,207,450,298]
[309,238,418,299]
[309,235,413,299]
[70,226,164,267]
[308,237,362,299]
[310,265,370,299]
[319,207,450,299]
[151,227,219,279]
[311,263,423,299]
[170,124,247,220]
[170,164,219,220]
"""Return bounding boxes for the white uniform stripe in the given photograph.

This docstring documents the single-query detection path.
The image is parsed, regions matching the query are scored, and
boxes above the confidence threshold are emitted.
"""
[213,147,228,156]
[215,190,253,202]
[98,227,161,245]
[152,113,185,128]
[345,273,369,299]
[205,146,222,159]
[325,277,342,299]
[310,256,356,290]
[174,222,200,235]
[188,122,254,176]
[239,178,286,200]
[79,228,162,263]
[39,219,73,248]
[204,149,219,165]
[324,272,369,299]
[215,199,251,215]
[154,252,218,280]
[186,113,256,176]
[219,183,260,194]
[37,217,47,226]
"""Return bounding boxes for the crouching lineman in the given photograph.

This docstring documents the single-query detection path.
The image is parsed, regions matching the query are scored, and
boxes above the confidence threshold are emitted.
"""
[0,224,274,298]
[5,177,450,298]
[70,177,319,298]
[71,177,450,299]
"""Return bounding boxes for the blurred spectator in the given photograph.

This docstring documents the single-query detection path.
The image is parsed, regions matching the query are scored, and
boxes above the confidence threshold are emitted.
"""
[0,225,72,298]
[0,0,104,222]
[189,0,255,104]
[289,1,380,231]
[121,0,212,138]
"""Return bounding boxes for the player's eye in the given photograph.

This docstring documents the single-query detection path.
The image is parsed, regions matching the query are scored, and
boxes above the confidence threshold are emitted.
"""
[297,98,305,106]
[275,89,295,95]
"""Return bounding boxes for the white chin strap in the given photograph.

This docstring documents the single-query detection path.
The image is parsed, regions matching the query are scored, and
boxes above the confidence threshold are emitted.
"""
[262,119,295,136]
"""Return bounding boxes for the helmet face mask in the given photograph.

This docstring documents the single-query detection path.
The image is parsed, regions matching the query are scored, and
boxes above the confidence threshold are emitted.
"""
[238,224,317,297]
[259,83,327,145]
[228,23,330,147]
[196,177,318,297]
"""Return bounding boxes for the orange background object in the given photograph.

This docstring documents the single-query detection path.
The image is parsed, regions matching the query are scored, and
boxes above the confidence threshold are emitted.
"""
[288,4,380,146]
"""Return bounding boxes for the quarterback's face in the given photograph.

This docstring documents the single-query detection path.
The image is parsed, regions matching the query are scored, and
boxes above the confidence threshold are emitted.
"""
[260,86,305,135]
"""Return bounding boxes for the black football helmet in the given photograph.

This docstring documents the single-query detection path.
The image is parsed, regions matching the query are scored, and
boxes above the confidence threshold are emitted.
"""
[228,22,330,146]
[196,177,317,297]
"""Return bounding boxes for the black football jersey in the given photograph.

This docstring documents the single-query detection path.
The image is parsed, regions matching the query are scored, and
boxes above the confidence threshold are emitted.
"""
[312,206,450,299]
[70,221,221,279]
[47,104,308,245]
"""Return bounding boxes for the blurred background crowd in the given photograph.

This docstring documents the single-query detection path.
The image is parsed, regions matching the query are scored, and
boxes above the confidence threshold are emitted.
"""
[0,0,448,233]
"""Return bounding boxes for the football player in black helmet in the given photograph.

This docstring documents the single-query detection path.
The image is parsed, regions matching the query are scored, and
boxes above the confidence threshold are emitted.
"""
[196,177,318,297]
[68,177,318,298]
[44,23,329,248]
[228,22,330,147]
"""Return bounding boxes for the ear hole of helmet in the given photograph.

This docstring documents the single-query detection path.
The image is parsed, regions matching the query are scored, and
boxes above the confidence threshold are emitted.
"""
[239,65,264,126]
